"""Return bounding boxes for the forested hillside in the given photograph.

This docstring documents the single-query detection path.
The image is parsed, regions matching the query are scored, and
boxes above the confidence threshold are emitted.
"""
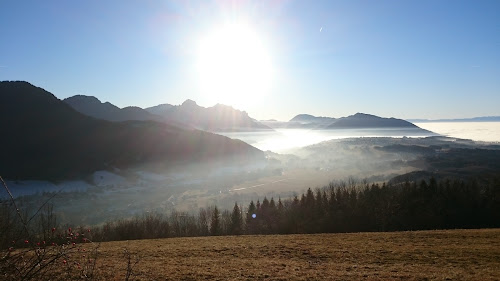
[40,176,498,243]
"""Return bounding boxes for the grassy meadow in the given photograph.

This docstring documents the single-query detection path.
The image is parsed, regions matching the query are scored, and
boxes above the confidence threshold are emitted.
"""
[82,228,499,280]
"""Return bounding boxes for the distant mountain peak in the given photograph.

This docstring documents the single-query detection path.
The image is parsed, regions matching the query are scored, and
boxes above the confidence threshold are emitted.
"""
[122,106,144,110]
[351,113,378,118]
[328,113,418,129]
[68,94,98,99]
[290,114,316,121]
[64,94,102,104]
[289,114,336,125]
[213,103,231,109]
[182,99,198,106]
[154,103,174,108]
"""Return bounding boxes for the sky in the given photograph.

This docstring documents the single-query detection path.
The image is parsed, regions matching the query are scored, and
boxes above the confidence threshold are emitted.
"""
[1,0,499,121]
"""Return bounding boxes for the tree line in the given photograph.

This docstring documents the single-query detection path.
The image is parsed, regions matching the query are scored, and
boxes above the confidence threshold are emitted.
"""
[88,176,500,241]
[2,176,499,246]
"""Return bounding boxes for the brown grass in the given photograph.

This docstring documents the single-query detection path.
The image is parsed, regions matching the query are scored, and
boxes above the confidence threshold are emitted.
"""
[66,229,500,280]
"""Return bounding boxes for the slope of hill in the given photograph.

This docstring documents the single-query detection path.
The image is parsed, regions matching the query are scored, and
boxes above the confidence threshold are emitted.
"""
[145,100,273,132]
[0,81,264,180]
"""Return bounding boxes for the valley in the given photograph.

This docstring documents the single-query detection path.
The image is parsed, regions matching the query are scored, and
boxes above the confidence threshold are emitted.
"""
[2,2,499,280]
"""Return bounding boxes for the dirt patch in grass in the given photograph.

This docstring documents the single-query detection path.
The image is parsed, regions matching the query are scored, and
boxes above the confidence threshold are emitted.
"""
[88,229,500,280]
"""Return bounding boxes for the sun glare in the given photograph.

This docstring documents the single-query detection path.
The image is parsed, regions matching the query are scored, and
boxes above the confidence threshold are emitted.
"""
[196,23,273,108]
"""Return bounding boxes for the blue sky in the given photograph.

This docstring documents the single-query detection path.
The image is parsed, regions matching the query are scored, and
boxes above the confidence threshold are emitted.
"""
[1,0,499,121]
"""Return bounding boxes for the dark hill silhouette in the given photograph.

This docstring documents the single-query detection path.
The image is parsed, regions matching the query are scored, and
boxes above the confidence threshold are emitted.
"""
[145,100,273,132]
[0,81,264,180]
[327,113,419,129]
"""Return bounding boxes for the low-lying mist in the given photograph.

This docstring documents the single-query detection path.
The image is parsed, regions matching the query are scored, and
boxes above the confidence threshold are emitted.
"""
[220,128,437,153]
[5,129,500,226]
[415,122,500,143]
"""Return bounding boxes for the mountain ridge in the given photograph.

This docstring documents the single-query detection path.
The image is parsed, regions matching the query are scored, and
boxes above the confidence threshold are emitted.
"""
[289,114,336,124]
[63,94,436,131]
[144,99,273,132]
[0,81,264,181]
[64,95,165,123]
[264,113,426,131]
[63,94,273,132]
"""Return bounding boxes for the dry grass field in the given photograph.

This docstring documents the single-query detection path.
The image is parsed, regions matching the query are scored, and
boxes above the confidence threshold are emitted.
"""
[80,228,500,280]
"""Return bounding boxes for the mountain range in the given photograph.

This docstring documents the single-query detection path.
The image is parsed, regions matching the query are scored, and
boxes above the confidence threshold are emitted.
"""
[262,113,426,131]
[0,81,264,180]
[64,95,163,123]
[64,95,272,132]
[63,93,425,132]
[0,81,435,180]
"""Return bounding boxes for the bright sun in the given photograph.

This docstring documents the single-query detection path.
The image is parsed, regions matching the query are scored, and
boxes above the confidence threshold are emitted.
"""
[196,23,273,108]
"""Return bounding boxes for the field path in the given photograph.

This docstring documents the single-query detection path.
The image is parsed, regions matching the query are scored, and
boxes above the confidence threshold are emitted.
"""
[230,179,288,191]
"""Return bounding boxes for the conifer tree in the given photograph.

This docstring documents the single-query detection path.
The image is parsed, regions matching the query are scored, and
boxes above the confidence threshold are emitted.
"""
[277,197,284,212]
[246,201,257,234]
[230,203,243,235]
[210,206,220,236]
